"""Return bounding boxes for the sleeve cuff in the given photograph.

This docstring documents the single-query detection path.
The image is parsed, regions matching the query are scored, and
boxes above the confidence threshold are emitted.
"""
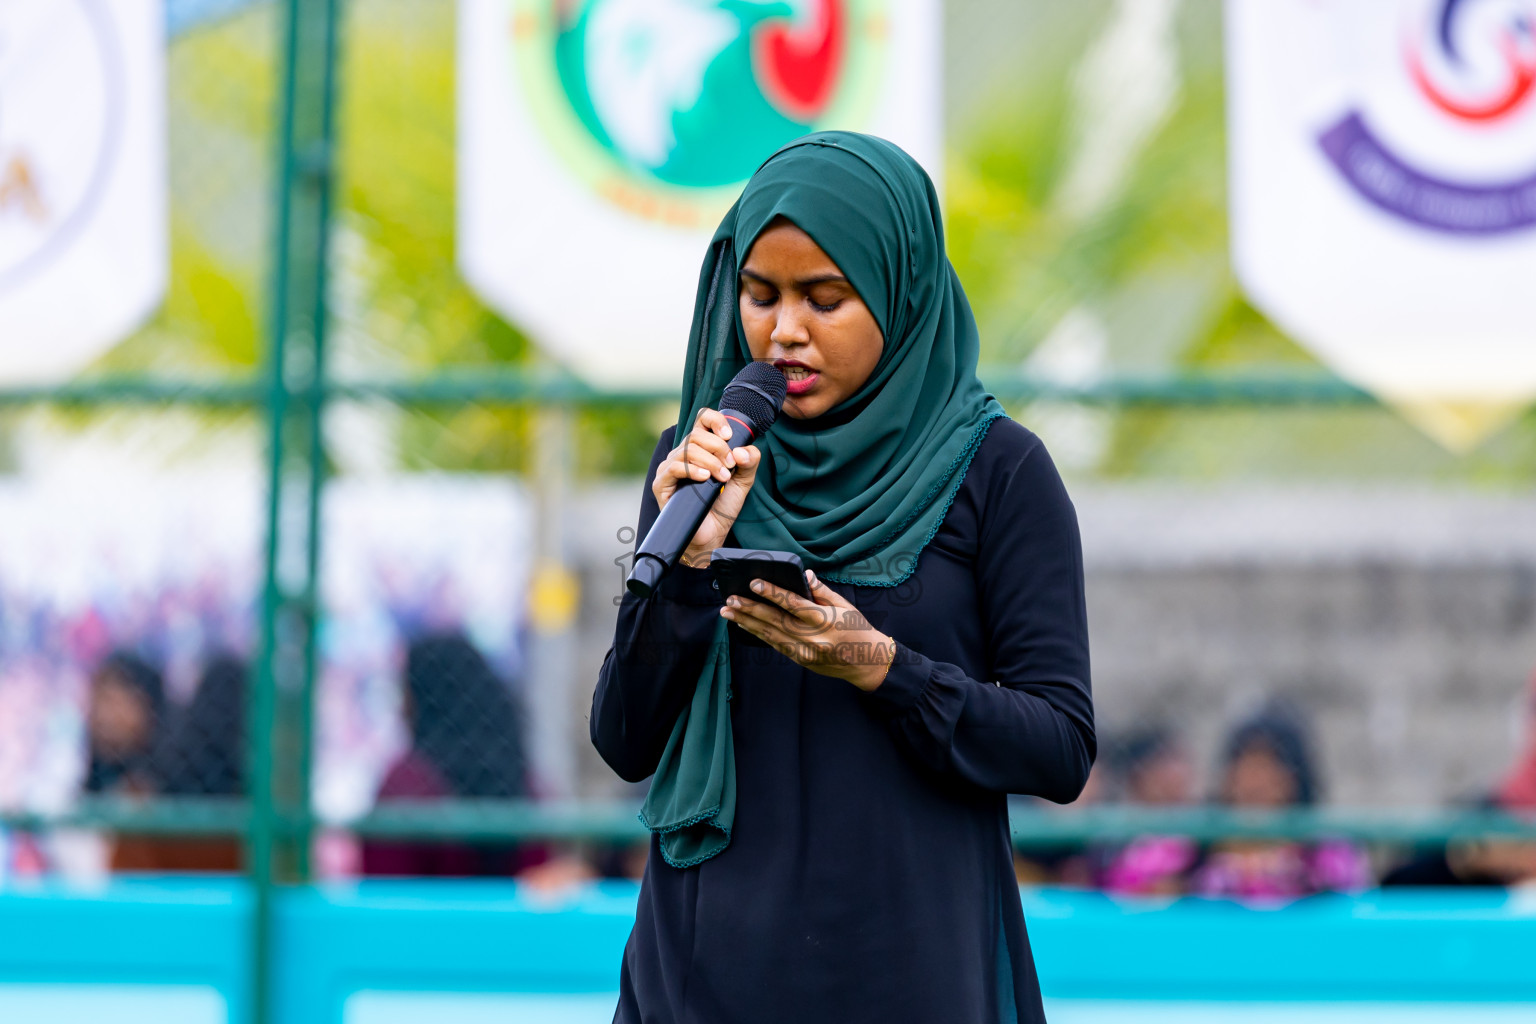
[862,643,931,718]
[655,563,722,607]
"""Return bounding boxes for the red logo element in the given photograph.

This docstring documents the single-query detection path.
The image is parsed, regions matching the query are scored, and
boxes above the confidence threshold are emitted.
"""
[1406,0,1536,123]
[754,0,844,122]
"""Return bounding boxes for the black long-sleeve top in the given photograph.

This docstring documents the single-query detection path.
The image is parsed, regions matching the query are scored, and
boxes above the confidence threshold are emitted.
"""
[592,417,1094,1024]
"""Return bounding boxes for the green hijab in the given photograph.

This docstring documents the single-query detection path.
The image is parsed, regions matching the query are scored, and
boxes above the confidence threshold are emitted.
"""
[640,132,1005,868]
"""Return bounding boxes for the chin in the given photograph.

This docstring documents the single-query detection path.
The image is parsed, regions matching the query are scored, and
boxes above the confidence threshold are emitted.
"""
[781,398,828,420]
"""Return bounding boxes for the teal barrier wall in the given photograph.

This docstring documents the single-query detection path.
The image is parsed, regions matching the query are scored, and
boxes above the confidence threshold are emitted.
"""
[2,880,1534,1023]
[0,879,250,1023]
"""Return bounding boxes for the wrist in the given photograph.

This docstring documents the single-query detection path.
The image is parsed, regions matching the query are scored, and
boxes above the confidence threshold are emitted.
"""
[679,546,715,569]
[851,636,896,692]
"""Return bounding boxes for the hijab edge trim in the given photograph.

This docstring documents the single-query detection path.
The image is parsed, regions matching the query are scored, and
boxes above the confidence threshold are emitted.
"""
[817,409,1005,587]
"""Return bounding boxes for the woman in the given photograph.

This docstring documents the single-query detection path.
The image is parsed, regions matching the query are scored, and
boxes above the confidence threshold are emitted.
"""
[85,651,165,796]
[158,655,247,799]
[63,651,166,874]
[592,133,1094,1023]
[1190,701,1369,900]
[1097,726,1199,895]
[1384,670,1536,887]
[361,633,531,876]
[126,655,247,872]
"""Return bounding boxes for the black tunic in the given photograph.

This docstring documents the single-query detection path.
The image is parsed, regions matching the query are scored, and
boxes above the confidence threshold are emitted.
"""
[591,417,1094,1024]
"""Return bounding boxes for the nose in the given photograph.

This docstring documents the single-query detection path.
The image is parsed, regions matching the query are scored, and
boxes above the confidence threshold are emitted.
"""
[770,302,811,349]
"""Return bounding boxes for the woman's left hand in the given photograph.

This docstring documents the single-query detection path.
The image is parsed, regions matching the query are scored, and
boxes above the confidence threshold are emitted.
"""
[721,570,895,692]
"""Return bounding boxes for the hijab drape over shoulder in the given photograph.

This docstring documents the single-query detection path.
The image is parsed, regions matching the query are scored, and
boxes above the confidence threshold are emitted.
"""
[642,132,1005,867]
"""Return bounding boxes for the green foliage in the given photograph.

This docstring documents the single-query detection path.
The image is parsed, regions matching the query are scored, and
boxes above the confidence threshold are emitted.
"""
[103,5,277,375]
[334,0,654,475]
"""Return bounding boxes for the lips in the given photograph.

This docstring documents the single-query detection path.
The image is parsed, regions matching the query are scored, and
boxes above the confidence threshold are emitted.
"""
[774,360,820,396]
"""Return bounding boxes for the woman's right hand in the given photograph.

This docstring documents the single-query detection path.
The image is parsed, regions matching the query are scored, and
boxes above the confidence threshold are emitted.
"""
[652,407,761,567]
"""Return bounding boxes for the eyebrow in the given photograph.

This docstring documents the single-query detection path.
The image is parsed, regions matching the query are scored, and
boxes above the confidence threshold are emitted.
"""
[739,268,850,289]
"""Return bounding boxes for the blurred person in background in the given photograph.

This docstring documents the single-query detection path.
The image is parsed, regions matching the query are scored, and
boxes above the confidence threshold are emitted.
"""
[361,632,540,877]
[1191,700,1370,900]
[35,652,168,877]
[1384,670,1536,887]
[157,654,247,799]
[84,651,165,797]
[111,655,248,872]
[1097,726,1200,896]
[1499,676,1536,814]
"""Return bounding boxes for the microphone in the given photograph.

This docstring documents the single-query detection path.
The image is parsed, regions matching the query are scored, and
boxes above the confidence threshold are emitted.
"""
[626,362,788,598]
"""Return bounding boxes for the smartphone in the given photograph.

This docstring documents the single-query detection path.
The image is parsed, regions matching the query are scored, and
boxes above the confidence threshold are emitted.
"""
[710,547,811,603]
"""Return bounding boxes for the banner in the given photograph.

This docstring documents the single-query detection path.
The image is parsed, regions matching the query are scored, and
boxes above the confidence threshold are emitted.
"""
[0,0,167,384]
[1226,0,1536,449]
[458,0,942,388]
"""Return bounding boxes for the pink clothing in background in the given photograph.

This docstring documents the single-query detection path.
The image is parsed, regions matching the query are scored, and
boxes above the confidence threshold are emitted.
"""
[1192,839,1371,901]
[1100,836,1199,895]
[359,751,545,877]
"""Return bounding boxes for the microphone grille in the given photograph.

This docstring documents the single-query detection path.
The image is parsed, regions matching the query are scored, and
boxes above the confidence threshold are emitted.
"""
[720,361,788,430]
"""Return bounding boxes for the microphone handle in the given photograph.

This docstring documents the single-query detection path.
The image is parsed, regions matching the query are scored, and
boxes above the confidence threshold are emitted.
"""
[626,409,758,598]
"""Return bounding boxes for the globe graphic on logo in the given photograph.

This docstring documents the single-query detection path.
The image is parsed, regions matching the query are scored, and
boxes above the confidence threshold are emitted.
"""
[1405,0,1536,124]
[552,0,845,188]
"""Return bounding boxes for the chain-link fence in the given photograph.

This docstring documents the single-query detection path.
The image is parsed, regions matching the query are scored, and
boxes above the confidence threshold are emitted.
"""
[3,0,1536,1020]
[0,0,274,866]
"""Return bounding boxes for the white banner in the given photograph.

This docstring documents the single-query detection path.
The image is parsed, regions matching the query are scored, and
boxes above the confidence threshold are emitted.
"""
[1226,0,1536,449]
[0,0,167,384]
[458,0,942,389]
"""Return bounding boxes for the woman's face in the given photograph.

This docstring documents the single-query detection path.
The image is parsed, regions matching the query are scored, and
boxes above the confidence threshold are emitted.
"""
[739,219,884,420]
[89,672,153,759]
[1224,744,1299,808]
[1130,749,1194,806]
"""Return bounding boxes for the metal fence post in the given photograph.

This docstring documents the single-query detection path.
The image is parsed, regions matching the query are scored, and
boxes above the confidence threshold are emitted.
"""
[252,1,341,1022]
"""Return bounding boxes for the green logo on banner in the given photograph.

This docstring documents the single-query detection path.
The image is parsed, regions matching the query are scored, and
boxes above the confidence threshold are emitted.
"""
[512,0,887,228]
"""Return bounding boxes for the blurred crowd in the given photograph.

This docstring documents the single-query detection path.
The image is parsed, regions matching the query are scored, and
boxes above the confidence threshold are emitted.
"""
[0,573,252,812]
[1017,685,1536,896]
[1,620,634,888]
[2,588,1533,894]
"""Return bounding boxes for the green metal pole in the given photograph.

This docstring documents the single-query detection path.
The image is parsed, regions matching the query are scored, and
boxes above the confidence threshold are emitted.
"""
[253,0,340,1021]
[249,3,298,1015]
[289,0,342,885]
